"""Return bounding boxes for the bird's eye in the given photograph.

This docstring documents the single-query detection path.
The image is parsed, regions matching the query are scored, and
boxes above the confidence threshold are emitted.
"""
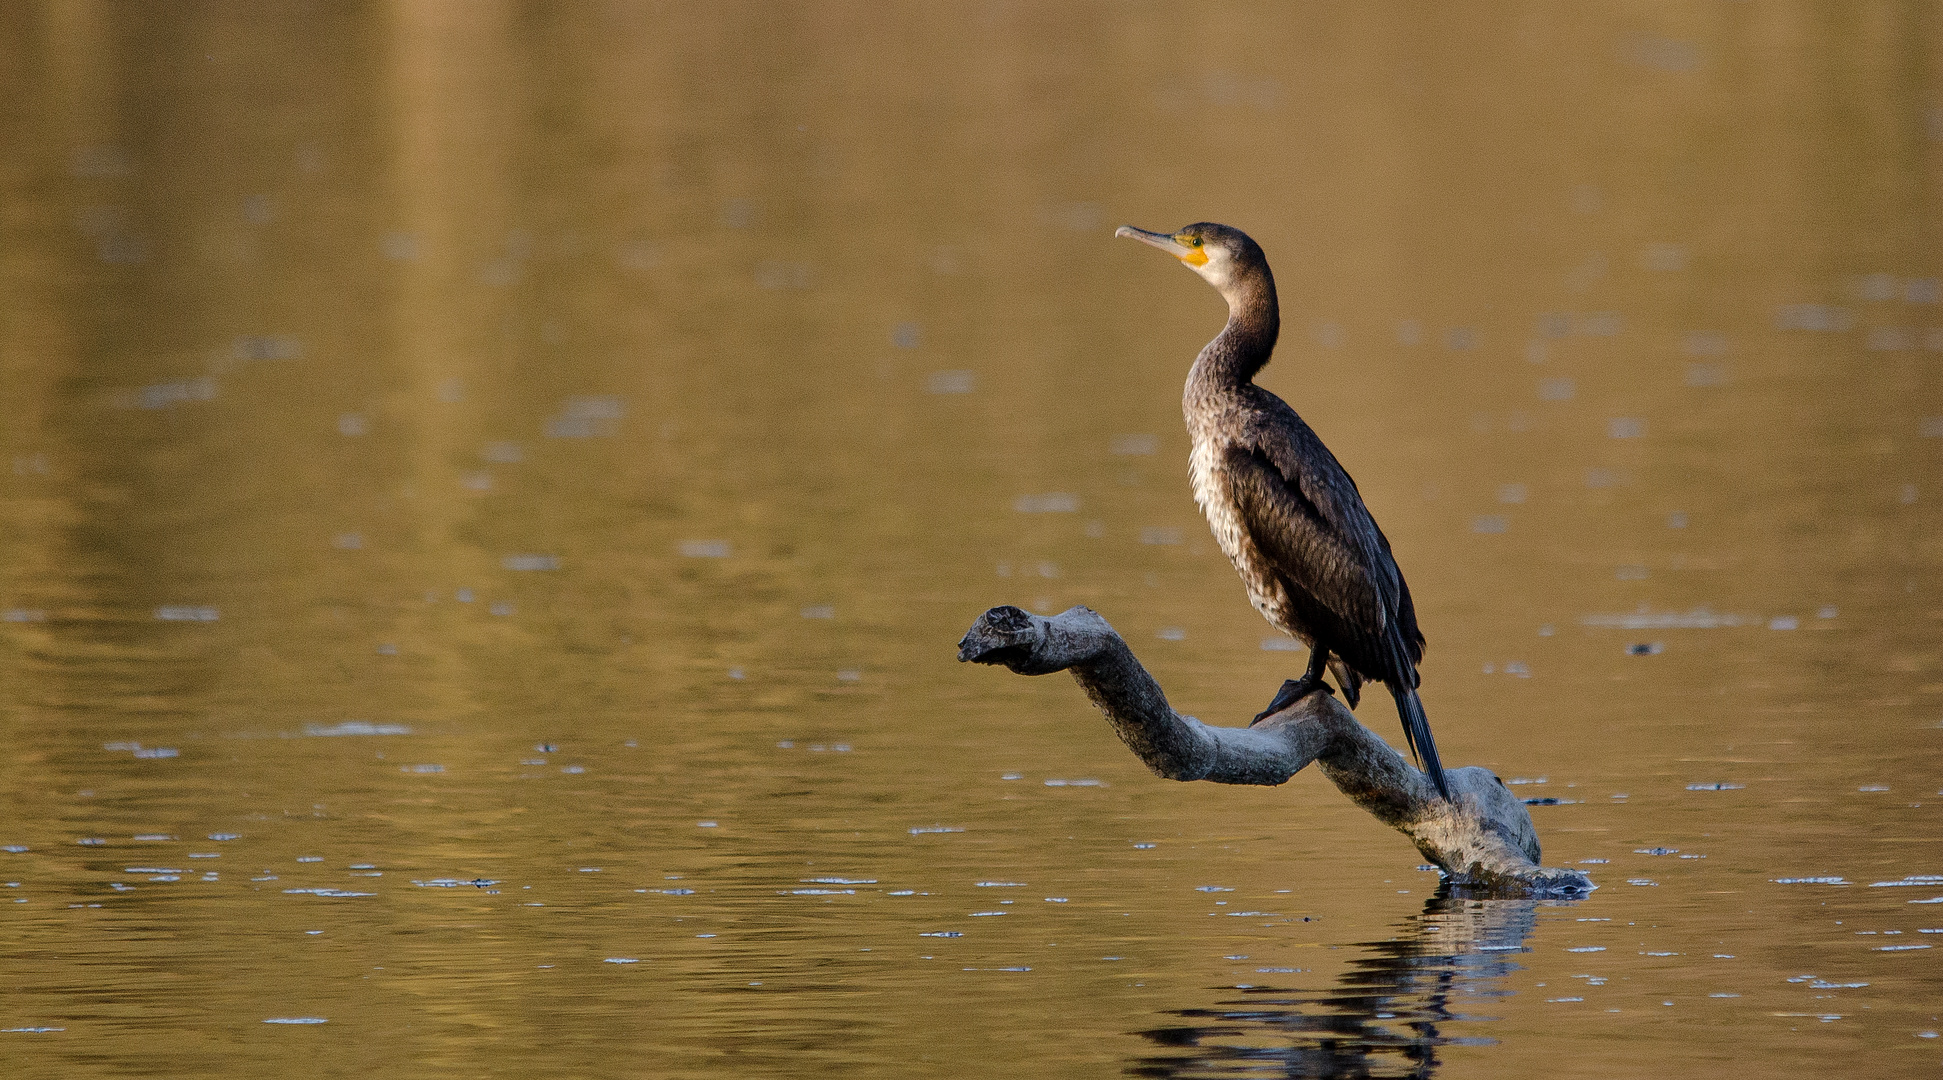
[1188,237,1203,247]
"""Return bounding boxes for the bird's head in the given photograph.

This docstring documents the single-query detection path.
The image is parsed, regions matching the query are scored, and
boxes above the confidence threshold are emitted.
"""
[1115,222,1269,300]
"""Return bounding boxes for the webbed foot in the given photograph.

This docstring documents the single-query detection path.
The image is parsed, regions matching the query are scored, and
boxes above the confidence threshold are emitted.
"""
[1250,675,1333,725]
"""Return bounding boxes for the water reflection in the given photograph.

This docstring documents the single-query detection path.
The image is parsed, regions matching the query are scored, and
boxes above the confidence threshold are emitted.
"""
[1133,894,1560,1079]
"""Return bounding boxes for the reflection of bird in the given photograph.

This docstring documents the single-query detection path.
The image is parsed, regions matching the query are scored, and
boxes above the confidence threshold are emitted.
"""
[1117,222,1448,798]
[1131,893,1540,1075]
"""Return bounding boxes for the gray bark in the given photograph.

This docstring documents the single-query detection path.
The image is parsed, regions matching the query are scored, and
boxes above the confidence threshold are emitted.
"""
[956,604,1594,898]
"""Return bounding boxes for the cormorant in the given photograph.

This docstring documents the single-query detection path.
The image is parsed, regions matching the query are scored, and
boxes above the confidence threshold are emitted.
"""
[1115,222,1450,799]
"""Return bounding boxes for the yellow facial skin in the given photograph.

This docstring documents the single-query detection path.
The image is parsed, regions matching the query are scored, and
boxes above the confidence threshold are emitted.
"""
[1115,225,1209,267]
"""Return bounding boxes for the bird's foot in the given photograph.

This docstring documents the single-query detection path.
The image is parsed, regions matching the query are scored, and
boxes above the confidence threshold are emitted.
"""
[1250,676,1333,725]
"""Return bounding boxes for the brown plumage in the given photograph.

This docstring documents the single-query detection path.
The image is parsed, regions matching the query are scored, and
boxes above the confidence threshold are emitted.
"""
[1117,221,1448,799]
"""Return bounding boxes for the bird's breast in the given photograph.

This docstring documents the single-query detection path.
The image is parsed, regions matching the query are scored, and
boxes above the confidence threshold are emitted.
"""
[1188,437,1297,636]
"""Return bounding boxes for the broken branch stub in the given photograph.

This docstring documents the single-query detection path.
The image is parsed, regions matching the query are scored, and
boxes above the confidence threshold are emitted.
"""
[956,604,1593,898]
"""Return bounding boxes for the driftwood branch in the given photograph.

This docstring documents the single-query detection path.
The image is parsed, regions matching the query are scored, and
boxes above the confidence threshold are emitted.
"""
[957,605,1593,898]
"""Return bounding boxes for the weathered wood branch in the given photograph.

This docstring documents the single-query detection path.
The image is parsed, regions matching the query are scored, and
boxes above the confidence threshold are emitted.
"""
[957,604,1593,898]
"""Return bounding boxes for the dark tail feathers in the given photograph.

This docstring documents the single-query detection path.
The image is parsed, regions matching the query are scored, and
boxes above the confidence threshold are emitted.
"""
[1392,686,1450,800]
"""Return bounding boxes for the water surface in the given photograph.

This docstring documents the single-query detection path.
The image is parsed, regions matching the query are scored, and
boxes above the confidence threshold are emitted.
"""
[2,4,1940,1076]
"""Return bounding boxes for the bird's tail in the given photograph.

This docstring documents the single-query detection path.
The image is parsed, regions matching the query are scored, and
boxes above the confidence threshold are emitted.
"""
[1392,686,1450,801]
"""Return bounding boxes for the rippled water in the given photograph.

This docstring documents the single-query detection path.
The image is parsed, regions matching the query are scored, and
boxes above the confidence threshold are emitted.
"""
[3,4,1941,1076]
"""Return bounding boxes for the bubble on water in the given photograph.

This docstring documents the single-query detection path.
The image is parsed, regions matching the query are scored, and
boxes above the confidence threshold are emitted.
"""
[1776,304,1854,331]
[1875,944,1931,951]
[263,1018,327,1025]
[1156,627,1185,641]
[1538,377,1576,401]
[909,826,963,834]
[1636,847,1678,856]
[1133,843,1155,849]
[402,764,443,774]
[1626,879,1658,886]
[1261,637,1304,652]
[604,958,640,964]
[804,878,876,885]
[1110,434,1158,456]
[678,540,731,558]
[696,821,718,828]
[1772,877,1848,885]
[1686,782,1743,791]
[1566,946,1606,953]
[544,397,623,438]
[2,609,46,622]
[282,888,374,898]
[502,554,559,571]
[1140,527,1183,545]
[801,605,835,619]
[1013,493,1078,513]
[968,911,1006,917]
[1870,875,1943,887]
[926,370,974,394]
[1043,779,1104,787]
[791,889,854,895]
[920,931,962,937]
[1769,616,1799,630]
[155,606,218,622]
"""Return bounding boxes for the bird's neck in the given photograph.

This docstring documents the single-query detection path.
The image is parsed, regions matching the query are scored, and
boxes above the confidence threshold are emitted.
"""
[1187,274,1279,399]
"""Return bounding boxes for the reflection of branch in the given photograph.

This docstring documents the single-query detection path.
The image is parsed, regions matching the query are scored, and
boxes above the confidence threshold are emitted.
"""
[957,605,1593,898]
[1137,895,1548,1076]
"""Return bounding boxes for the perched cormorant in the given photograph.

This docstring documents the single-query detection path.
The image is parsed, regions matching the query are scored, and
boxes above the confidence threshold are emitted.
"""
[1116,222,1450,799]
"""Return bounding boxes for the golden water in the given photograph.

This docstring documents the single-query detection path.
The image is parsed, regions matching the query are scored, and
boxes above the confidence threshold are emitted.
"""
[2,4,1940,1076]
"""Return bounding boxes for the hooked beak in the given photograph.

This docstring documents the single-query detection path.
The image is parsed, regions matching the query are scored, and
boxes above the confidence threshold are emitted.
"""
[1116,225,1206,266]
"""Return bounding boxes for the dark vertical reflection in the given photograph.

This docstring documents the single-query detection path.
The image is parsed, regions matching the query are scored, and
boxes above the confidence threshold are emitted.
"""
[1131,895,1560,1079]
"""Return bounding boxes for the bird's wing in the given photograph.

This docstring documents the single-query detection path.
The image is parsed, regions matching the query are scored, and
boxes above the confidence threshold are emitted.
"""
[1221,440,1397,639]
